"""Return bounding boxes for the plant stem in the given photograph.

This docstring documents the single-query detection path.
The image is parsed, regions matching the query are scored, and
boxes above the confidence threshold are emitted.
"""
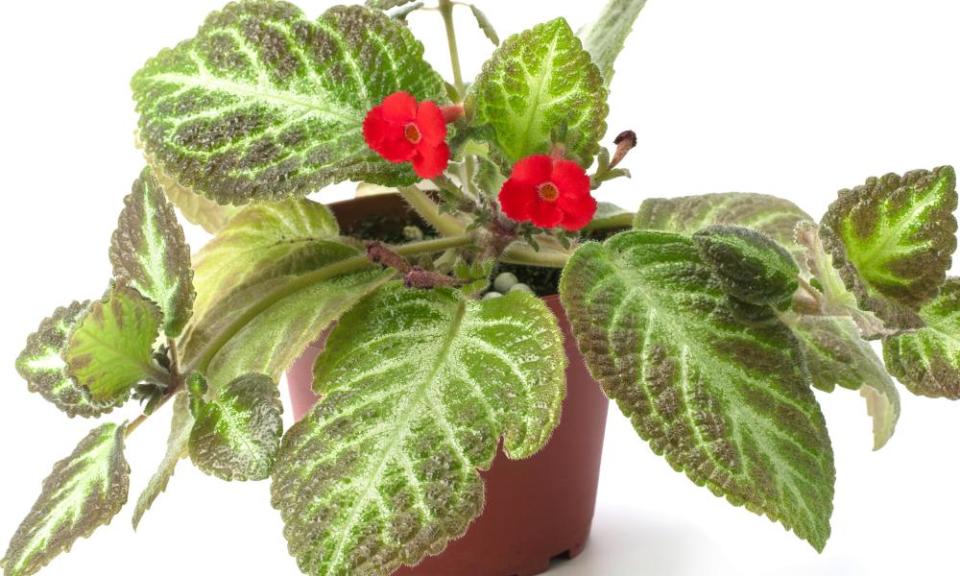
[438,0,465,96]
[398,186,466,236]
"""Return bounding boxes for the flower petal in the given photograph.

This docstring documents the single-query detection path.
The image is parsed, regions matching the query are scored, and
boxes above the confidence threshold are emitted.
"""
[550,159,595,231]
[365,109,416,162]
[381,91,418,123]
[416,101,447,146]
[509,155,554,187]
[412,142,450,179]
[559,194,597,231]
[531,197,564,229]
[498,178,538,222]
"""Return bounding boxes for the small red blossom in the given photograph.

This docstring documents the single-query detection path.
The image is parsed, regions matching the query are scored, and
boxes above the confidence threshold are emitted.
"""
[363,91,450,179]
[498,155,597,231]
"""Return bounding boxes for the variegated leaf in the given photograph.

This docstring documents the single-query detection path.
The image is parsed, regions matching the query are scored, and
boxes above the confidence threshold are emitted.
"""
[787,315,899,449]
[471,18,608,166]
[560,230,835,550]
[65,286,163,404]
[884,278,960,399]
[1,423,129,576]
[111,168,194,337]
[15,301,122,418]
[189,373,283,481]
[190,197,338,323]
[152,162,241,233]
[271,285,566,575]
[132,393,193,529]
[132,1,446,204]
[692,225,799,307]
[365,0,417,9]
[579,0,648,85]
[820,166,957,328]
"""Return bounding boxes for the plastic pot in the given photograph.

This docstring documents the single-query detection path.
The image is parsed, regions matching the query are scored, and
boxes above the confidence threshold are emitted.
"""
[285,195,609,576]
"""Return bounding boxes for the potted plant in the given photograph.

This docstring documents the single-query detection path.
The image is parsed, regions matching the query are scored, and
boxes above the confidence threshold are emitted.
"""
[3,0,959,575]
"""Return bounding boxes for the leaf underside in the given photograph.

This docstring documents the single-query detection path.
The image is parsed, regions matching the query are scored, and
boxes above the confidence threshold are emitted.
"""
[190,373,283,481]
[884,278,960,399]
[820,166,958,328]
[15,301,122,418]
[133,393,194,529]
[132,1,446,204]
[64,286,162,404]
[2,423,129,576]
[560,230,835,550]
[579,0,649,85]
[271,285,566,576]
[472,18,608,166]
[110,168,195,337]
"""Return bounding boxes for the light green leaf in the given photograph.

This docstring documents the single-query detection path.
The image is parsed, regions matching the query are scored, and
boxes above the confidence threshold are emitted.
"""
[635,192,814,252]
[189,373,283,481]
[471,18,607,166]
[132,393,193,529]
[152,162,241,233]
[692,225,799,307]
[579,0,648,85]
[585,201,633,232]
[181,240,393,389]
[560,230,835,550]
[468,4,499,46]
[787,315,900,449]
[271,285,566,575]
[190,197,339,323]
[820,166,957,328]
[111,168,194,337]
[15,301,123,418]
[883,278,960,399]
[65,286,163,404]
[132,2,447,204]
[1,423,129,576]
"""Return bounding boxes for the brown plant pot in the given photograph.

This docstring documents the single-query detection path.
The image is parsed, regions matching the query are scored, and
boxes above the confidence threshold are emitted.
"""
[285,195,610,576]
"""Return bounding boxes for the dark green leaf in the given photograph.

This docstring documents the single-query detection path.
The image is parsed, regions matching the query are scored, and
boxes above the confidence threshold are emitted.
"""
[111,168,194,337]
[132,2,447,203]
[560,230,835,550]
[579,0,649,85]
[151,161,241,234]
[366,0,417,9]
[2,423,129,576]
[271,285,566,575]
[132,393,193,529]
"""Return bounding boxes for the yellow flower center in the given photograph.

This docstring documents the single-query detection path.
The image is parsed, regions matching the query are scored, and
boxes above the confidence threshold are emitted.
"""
[404,122,422,144]
[538,182,560,202]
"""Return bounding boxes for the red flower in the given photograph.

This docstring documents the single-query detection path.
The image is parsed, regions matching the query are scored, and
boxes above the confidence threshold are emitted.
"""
[498,155,597,231]
[363,91,450,179]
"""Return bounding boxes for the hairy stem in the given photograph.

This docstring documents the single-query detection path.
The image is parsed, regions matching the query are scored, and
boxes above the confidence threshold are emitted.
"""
[438,0,465,96]
[399,186,466,236]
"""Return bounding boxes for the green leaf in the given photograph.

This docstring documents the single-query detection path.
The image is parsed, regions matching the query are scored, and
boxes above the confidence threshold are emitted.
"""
[883,278,960,399]
[152,162,241,233]
[180,240,393,389]
[191,197,339,323]
[468,4,499,46]
[692,225,799,307]
[635,192,814,252]
[189,373,283,481]
[132,2,447,204]
[132,393,193,529]
[366,0,417,9]
[471,18,608,166]
[2,423,129,576]
[65,286,163,404]
[579,0,648,85]
[787,315,900,449]
[111,168,194,337]
[560,230,835,551]
[820,166,958,328]
[271,285,566,575]
[15,301,123,418]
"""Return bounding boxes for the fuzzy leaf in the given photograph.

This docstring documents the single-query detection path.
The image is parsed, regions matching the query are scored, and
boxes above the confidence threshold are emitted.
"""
[820,166,958,328]
[788,315,899,449]
[468,5,499,46]
[191,197,339,322]
[132,393,193,529]
[635,192,813,252]
[189,373,283,481]
[579,0,648,85]
[181,240,393,390]
[883,278,960,398]
[65,286,163,404]
[132,2,446,204]
[111,168,194,337]
[271,285,566,575]
[365,0,417,9]
[1,423,129,576]
[472,18,607,166]
[152,163,241,233]
[560,230,835,550]
[693,225,799,307]
[15,301,123,418]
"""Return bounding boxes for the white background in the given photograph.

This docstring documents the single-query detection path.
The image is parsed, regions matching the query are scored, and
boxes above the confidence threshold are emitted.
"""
[1,1,959,575]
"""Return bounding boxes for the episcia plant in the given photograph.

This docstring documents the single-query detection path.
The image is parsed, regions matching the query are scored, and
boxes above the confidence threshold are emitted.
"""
[2,0,958,574]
